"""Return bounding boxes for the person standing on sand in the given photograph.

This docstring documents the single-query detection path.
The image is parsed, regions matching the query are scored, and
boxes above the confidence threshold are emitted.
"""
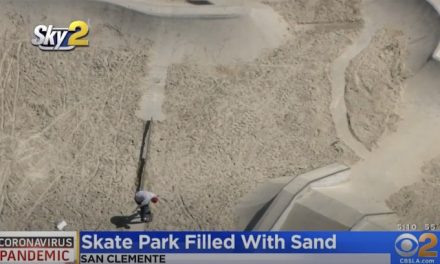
[134,190,158,222]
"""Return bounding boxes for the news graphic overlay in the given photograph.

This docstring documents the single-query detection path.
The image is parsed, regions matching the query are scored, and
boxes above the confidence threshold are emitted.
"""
[1,231,437,263]
[0,231,77,263]
[31,20,89,51]
[77,231,440,264]
[395,233,438,263]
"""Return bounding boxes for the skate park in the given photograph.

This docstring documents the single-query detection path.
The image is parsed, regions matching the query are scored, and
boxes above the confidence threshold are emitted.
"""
[0,0,439,231]
[237,0,440,230]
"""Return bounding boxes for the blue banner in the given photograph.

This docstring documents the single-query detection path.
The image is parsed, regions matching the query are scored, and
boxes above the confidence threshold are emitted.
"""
[79,231,440,264]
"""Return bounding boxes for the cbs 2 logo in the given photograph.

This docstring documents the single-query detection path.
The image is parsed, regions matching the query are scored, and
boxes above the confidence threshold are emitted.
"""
[395,233,438,258]
[31,20,89,51]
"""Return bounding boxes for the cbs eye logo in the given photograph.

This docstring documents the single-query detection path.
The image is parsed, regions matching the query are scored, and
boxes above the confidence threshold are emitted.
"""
[31,20,89,51]
[395,233,438,258]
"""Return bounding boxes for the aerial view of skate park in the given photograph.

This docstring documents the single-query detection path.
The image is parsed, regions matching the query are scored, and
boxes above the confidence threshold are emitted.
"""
[0,0,440,232]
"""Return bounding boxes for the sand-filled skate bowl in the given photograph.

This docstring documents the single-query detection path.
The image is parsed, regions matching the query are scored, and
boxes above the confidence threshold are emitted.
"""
[0,0,155,230]
[1,0,440,231]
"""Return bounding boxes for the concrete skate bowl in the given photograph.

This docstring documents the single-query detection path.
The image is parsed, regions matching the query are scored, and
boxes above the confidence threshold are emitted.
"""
[2,0,440,232]
[237,0,440,231]
[0,0,286,230]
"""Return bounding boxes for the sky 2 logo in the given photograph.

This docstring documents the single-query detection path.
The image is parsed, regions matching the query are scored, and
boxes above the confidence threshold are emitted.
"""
[31,20,89,51]
[395,233,438,258]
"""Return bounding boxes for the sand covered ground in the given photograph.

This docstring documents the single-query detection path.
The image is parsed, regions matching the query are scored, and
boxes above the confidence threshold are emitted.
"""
[388,156,440,228]
[345,28,409,150]
[1,0,438,231]
[0,45,150,230]
[0,3,152,230]
[145,0,362,230]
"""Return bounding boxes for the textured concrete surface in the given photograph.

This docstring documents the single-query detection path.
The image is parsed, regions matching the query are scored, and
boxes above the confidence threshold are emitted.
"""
[237,164,398,231]
[237,0,440,231]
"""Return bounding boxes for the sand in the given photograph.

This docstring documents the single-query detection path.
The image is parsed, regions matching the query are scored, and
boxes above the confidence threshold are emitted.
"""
[0,3,152,230]
[345,28,409,150]
[144,0,362,230]
[0,45,150,230]
[266,0,361,24]
[387,156,440,229]
[1,0,428,231]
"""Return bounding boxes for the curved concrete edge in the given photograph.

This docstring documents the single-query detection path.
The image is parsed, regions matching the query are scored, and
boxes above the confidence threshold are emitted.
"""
[427,0,440,14]
[426,0,440,61]
[272,187,365,230]
[235,163,350,230]
[351,213,399,231]
[234,176,294,231]
[434,44,440,61]
[94,0,248,18]
[236,164,399,231]
[272,186,396,231]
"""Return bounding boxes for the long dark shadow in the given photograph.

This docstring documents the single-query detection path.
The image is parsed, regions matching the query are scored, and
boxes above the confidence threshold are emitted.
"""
[136,119,153,192]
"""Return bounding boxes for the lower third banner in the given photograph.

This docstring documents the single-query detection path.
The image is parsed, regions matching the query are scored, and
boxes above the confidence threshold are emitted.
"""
[79,231,440,264]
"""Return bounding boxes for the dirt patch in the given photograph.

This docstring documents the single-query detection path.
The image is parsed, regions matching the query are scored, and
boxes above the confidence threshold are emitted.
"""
[0,14,151,229]
[387,156,440,229]
[145,0,362,230]
[345,28,409,150]
[0,0,373,231]
[265,0,361,24]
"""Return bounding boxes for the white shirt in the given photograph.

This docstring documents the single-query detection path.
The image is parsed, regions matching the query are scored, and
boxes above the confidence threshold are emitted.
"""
[135,191,157,207]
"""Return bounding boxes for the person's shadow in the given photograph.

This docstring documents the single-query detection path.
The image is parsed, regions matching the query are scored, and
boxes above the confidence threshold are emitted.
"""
[110,213,143,229]
[111,120,154,229]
